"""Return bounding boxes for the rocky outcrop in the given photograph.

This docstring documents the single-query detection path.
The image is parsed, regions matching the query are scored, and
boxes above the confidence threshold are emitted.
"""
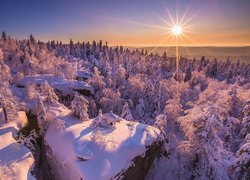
[114,140,167,180]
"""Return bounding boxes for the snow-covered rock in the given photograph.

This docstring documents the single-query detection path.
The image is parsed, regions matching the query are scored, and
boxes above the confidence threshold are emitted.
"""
[17,74,94,96]
[44,111,163,180]
[0,112,35,180]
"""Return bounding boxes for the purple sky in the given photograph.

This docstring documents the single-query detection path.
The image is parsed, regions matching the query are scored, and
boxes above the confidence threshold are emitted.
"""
[0,0,249,46]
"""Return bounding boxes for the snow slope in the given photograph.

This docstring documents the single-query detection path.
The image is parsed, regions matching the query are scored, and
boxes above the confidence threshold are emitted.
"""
[0,112,35,180]
[44,106,162,180]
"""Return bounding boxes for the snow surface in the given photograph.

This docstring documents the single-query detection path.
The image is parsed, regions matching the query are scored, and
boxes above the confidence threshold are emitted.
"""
[17,74,94,95]
[44,104,162,180]
[0,111,35,180]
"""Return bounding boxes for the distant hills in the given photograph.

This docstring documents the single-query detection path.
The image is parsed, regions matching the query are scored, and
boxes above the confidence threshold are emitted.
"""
[127,46,250,64]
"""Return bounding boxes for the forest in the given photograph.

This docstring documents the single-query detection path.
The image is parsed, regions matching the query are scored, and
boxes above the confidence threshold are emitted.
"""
[0,32,250,179]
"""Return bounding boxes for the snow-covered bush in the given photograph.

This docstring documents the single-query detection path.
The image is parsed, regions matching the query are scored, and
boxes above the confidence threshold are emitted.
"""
[71,93,89,121]
[92,109,103,127]
[102,111,120,126]
[16,129,38,153]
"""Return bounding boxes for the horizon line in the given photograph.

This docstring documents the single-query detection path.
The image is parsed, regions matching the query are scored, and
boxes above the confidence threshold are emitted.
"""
[2,32,250,48]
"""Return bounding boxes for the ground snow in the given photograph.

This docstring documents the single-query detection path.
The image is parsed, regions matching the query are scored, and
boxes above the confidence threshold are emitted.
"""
[0,112,35,180]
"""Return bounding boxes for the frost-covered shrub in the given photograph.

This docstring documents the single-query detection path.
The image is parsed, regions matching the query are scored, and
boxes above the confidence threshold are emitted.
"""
[0,164,16,180]
[102,111,120,126]
[92,109,102,126]
[71,93,89,121]
[16,129,38,153]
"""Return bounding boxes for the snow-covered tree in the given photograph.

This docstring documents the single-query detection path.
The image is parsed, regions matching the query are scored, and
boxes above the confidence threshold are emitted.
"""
[240,103,250,138]
[184,64,192,82]
[88,98,97,118]
[71,93,89,121]
[120,102,133,121]
[1,31,7,42]
[92,109,103,127]
[36,96,48,136]
[98,88,121,114]
[155,114,167,132]
[174,69,184,82]
[40,81,59,103]
[0,48,11,82]
[115,65,126,87]
[135,98,145,119]
[0,82,17,122]
[178,104,231,179]
[233,134,250,179]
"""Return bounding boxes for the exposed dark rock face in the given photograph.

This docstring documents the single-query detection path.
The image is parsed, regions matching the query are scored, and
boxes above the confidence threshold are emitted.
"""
[16,112,53,180]
[114,140,167,180]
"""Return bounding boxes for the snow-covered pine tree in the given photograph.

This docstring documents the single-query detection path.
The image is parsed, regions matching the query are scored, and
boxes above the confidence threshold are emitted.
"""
[40,81,59,103]
[184,63,192,82]
[240,102,250,138]
[92,109,103,127]
[120,102,133,121]
[88,98,97,118]
[155,114,167,133]
[0,82,17,123]
[233,134,250,179]
[174,69,184,82]
[88,66,106,92]
[1,31,7,42]
[71,93,89,121]
[36,96,48,136]
[135,98,145,119]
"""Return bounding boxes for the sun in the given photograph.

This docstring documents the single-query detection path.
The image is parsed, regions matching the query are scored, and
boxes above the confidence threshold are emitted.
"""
[171,25,182,36]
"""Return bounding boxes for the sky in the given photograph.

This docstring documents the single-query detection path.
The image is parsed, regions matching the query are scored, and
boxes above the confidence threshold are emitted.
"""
[0,0,249,46]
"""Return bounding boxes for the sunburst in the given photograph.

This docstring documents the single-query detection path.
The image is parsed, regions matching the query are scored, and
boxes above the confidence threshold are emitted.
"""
[98,1,199,79]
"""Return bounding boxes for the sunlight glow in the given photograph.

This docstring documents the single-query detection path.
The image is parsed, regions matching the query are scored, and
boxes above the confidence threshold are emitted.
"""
[172,25,182,36]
